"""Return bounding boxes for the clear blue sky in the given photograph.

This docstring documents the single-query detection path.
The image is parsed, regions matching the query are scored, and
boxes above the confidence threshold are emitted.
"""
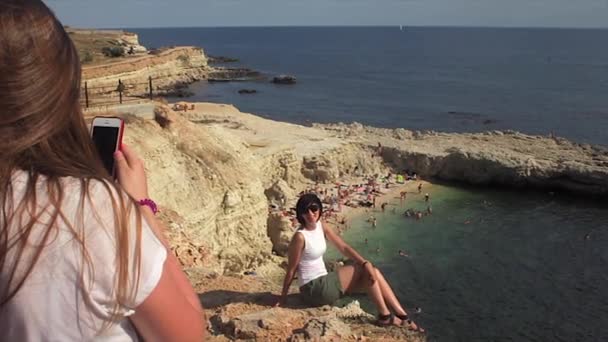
[47,0,608,29]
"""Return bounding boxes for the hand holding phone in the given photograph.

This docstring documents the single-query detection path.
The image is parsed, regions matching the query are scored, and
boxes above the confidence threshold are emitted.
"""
[91,117,124,178]
[113,144,149,201]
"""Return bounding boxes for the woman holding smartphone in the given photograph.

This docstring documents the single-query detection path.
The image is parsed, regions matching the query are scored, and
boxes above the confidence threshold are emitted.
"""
[275,193,423,331]
[0,1,205,341]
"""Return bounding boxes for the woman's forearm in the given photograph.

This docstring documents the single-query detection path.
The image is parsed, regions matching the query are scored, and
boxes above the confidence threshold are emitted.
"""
[343,245,367,265]
[280,270,296,297]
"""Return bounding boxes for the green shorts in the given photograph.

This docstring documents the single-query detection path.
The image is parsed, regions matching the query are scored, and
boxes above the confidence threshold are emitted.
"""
[299,272,345,307]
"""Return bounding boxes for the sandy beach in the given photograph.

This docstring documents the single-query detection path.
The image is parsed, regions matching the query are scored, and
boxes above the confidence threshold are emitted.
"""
[315,177,432,233]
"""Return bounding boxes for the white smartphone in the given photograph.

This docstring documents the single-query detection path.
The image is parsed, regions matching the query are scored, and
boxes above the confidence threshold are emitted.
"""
[90,116,124,178]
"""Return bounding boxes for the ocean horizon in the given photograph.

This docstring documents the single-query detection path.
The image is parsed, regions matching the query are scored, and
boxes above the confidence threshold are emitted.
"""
[122,25,608,29]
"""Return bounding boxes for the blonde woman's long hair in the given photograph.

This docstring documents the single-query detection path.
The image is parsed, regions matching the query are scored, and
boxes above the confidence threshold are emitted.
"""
[0,0,142,332]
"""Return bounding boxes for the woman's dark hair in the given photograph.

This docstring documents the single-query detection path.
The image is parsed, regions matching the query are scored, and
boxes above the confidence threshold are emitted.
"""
[295,193,323,226]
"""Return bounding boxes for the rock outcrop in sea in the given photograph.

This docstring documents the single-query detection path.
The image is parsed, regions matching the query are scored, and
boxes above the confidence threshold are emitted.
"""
[316,123,608,197]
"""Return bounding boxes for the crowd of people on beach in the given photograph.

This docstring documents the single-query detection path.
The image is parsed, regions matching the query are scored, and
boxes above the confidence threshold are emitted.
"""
[268,169,432,236]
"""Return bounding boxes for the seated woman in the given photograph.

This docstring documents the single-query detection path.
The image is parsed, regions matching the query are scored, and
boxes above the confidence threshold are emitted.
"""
[275,194,423,331]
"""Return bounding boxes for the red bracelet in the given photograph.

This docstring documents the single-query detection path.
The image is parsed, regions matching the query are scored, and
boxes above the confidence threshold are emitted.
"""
[138,198,159,215]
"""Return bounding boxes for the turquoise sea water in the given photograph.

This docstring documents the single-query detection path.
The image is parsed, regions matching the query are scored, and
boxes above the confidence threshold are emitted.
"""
[326,183,608,342]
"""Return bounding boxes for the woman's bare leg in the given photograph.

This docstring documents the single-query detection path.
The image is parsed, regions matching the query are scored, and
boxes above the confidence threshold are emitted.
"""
[372,267,406,315]
[373,267,423,331]
[335,265,402,325]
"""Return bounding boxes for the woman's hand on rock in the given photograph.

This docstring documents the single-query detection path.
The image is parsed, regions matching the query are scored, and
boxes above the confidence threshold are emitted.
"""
[114,144,149,200]
[273,295,286,307]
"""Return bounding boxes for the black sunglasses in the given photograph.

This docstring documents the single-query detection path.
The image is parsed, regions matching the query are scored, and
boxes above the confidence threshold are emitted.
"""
[306,204,320,213]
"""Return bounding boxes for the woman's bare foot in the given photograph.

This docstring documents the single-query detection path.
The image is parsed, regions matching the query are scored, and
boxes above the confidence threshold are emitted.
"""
[396,313,425,333]
[376,313,403,327]
[404,319,425,333]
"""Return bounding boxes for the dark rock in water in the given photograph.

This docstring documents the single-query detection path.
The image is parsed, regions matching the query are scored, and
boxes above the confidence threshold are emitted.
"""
[208,55,239,63]
[272,75,296,84]
[447,111,483,118]
[482,119,498,125]
[161,88,194,98]
[238,89,257,94]
[207,78,231,83]
[208,68,263,82]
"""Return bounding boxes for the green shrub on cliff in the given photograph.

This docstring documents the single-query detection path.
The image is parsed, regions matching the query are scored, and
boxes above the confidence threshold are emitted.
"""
[101,46,125,58]
[81,51,94,64]
[177,54,190,65]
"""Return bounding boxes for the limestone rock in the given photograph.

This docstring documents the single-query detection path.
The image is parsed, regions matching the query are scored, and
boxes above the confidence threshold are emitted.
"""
[293,316,352,340]
[264,179,296,206]
[393,128,413,140]
[333,300,374,320]
[211,308,296,340]
[267,212,294,256]
[223,190,241,212]
[302,156,338,182]
[124,108,271,273]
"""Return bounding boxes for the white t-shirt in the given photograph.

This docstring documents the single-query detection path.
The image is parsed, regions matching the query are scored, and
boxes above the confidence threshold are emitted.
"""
[0,171,167,341]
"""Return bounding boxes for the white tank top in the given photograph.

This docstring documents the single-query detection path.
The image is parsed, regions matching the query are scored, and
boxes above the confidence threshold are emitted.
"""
[296,221,328,287]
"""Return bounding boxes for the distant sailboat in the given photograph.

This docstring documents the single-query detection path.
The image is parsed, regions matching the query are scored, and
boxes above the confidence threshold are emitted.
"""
[400,25,403,31]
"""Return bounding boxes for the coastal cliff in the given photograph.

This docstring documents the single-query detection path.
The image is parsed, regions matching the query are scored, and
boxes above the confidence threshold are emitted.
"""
[115,101,607,341]
[68,28,148,55]
[82,46,211,97]
[70,29,211,98]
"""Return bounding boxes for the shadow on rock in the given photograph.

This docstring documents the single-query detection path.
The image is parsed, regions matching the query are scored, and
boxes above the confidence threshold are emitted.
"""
[199,290,308,309]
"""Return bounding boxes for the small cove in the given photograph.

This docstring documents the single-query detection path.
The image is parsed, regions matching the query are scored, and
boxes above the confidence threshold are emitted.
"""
[327,183,608,342]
